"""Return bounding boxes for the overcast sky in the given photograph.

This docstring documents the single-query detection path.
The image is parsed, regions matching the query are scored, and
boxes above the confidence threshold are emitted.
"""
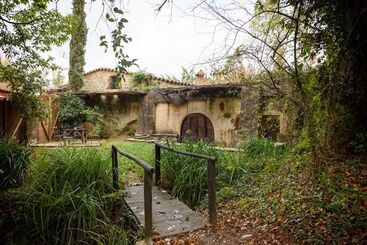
[50,0,240,81]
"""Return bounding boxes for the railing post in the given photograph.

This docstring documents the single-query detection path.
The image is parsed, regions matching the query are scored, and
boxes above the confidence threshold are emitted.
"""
[144,171,153,239]
[207,158,217,227]
[155,144,161,185]
[112,147,118,192]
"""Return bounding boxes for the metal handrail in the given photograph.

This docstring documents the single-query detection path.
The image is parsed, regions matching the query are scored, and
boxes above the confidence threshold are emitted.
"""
[111,144,154,238]
[154,142,217,227]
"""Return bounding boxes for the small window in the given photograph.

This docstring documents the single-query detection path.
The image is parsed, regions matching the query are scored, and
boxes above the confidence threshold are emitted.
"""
[110,75,121,89]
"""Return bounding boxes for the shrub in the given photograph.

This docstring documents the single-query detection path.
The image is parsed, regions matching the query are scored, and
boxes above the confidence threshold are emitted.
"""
[0,138,30,191]
[59,92,87,128]
[130,71,157,90]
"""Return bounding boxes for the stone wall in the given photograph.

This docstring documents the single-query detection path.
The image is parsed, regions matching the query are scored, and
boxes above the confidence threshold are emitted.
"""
[239,85,262,138]
[82,69,188,92]
[83,70,129,91]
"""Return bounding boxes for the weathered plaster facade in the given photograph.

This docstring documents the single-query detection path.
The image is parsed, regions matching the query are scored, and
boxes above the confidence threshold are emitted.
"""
[137,84,261,146]
[155,98,242,145]
[80,93,142,137]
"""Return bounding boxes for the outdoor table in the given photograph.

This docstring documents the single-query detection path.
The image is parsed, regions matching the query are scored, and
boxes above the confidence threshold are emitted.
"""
[62,128,87,143]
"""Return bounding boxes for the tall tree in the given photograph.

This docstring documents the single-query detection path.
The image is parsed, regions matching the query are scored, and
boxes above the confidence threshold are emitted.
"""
[163,0,367,155]
[68,0,87,91]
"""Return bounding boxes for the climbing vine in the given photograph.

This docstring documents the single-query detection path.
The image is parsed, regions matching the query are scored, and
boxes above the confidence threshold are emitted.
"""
[68,0,87,91]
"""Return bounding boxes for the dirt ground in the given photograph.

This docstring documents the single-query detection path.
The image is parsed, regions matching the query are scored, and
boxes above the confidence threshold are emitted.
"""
[152,203,296,245]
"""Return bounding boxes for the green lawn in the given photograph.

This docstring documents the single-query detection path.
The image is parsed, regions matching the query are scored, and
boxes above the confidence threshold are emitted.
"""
[100,139,155,185]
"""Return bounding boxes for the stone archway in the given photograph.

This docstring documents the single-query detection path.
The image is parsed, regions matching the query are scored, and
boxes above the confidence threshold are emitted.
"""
[180,113,214,142]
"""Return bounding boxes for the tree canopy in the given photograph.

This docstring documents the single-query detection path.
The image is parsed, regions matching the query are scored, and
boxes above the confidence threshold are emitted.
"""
[0,0,75,118]
[163,0,367,155]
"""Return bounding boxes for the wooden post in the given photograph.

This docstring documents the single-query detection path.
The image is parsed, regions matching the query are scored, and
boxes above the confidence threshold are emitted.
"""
[155,144,161,185]
[112,148,118,191]
[207,159,217,227]
[144,170,153,239]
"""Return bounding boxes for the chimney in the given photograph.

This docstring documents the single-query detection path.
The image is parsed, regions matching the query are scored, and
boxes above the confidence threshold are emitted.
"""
[195,70,206,85]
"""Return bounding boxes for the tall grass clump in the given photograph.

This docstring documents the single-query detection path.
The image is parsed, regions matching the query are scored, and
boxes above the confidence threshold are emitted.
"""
[218,138,288,187]
[19,147,138,244]
[0,137,30,191]
[160,140,222,209]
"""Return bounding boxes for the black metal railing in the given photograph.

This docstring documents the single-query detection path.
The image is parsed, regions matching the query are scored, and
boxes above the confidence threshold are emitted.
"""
[111,145,155,238]
[154,142,217,227]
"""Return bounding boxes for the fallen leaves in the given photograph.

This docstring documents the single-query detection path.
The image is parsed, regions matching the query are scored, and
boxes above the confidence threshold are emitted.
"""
[152,202,295,245]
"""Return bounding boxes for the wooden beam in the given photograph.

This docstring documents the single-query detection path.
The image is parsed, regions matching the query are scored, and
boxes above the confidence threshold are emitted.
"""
[11,117,23,138]
[41,122,50,141]
[50,111,60,139]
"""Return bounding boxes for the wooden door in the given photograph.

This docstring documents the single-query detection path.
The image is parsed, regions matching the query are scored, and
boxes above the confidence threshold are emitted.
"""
[180,113,214,142]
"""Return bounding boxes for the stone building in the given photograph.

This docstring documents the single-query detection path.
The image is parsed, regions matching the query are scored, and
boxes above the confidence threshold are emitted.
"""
[49,67,289,146]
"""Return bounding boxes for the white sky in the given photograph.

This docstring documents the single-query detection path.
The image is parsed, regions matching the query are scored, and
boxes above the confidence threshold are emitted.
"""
[50,0,237,81]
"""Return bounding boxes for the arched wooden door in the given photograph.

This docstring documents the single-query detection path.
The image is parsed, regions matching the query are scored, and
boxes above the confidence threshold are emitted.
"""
[180,113,214,142]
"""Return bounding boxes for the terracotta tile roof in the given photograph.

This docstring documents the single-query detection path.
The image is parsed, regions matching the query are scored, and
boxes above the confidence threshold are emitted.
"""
[0,83,11,93]
[84,67,191,86]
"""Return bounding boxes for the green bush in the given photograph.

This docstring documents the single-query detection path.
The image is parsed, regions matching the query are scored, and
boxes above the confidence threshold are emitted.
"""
[130,71,157,90]
[0,138,30,191]
[59,92,87,128]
